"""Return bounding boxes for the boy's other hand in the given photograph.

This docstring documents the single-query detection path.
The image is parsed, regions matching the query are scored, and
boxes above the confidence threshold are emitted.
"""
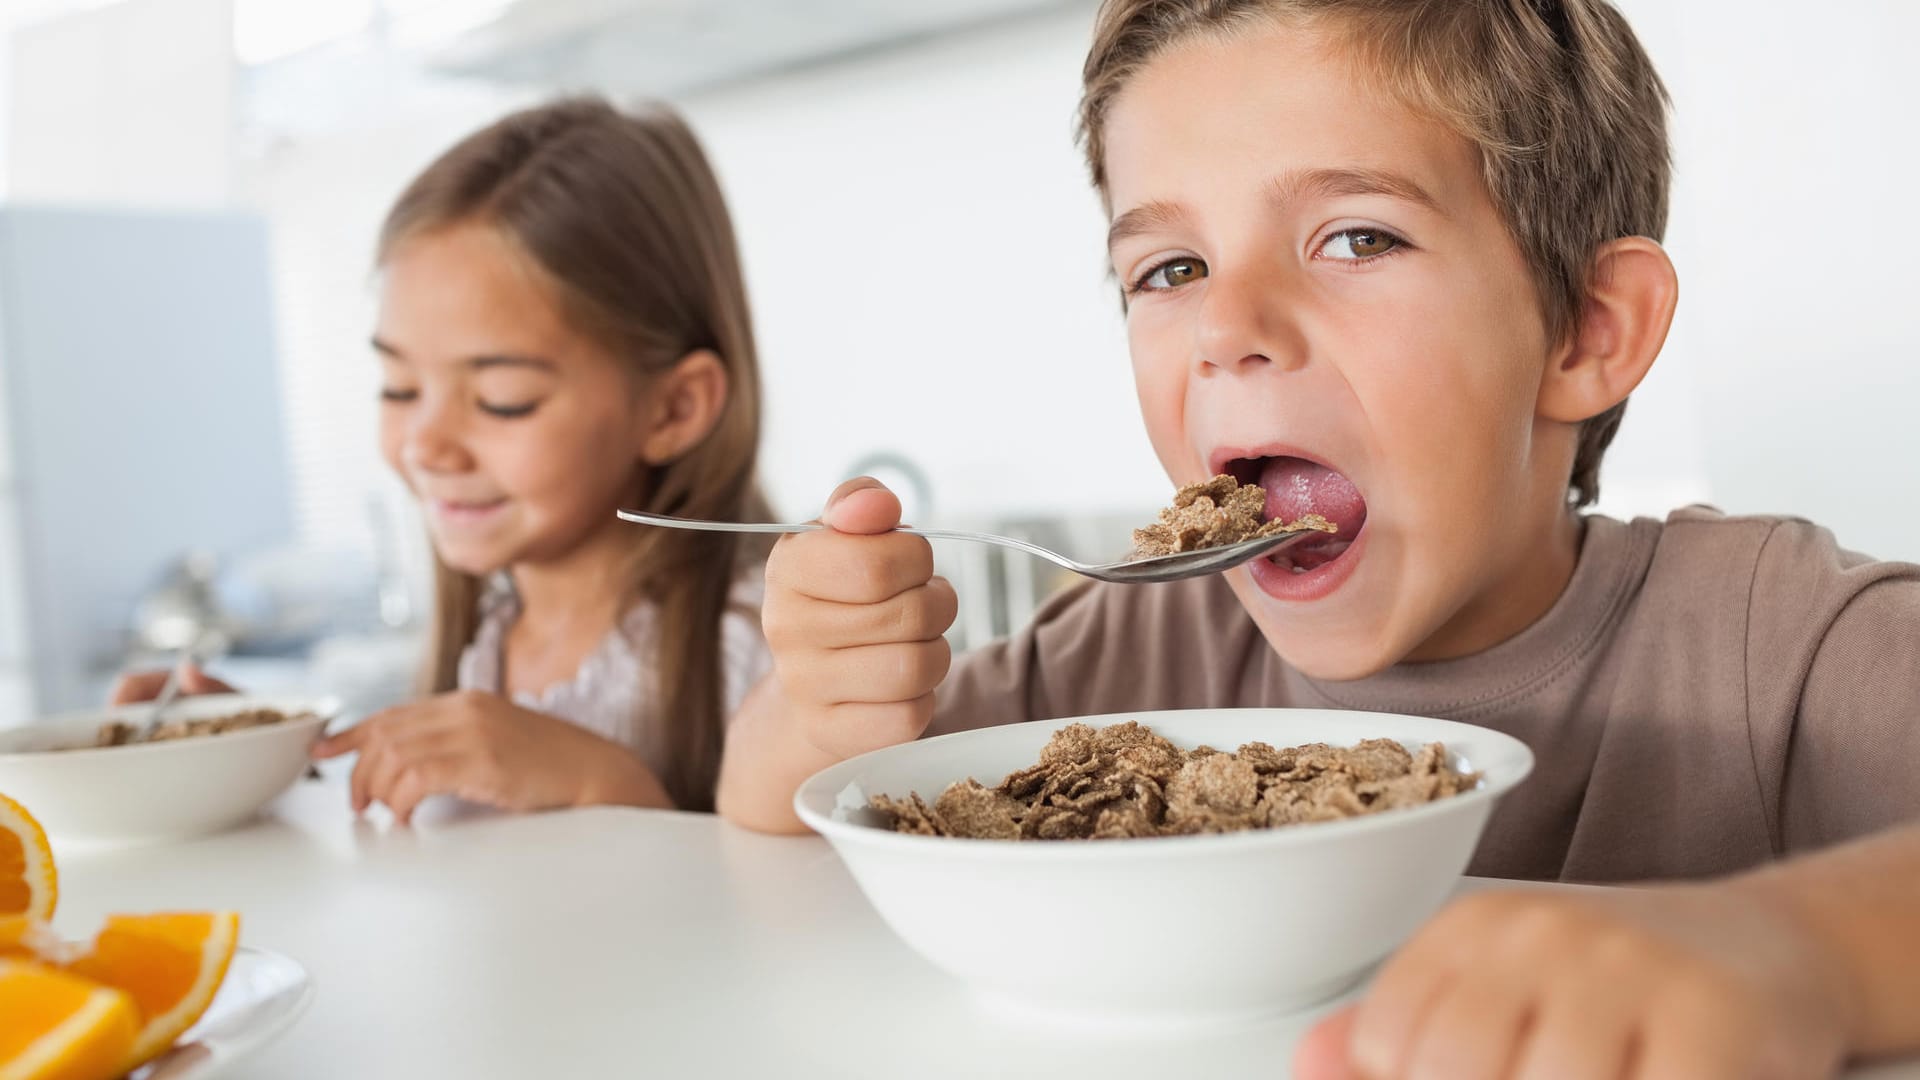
[1294,882,1851,1080]
[762,477,958,762]
[108,663,237,705]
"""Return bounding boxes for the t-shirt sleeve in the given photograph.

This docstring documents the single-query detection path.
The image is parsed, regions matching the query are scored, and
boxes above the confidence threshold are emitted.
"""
[1776,567,1920,852]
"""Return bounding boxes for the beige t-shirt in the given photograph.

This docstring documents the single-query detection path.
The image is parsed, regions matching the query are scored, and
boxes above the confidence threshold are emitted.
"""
[931,508,1920,884]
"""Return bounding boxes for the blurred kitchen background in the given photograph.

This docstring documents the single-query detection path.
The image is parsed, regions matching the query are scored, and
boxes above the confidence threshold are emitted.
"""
[0,0,1914,725]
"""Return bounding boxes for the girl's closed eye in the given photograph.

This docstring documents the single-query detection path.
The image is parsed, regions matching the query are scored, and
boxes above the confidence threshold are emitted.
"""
[479,398,541,419]
[1315,226,1411,264]
[380,386,419,404]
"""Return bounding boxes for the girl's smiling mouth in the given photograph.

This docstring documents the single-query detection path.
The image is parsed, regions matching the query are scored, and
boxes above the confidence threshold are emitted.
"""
[428,497,510,526]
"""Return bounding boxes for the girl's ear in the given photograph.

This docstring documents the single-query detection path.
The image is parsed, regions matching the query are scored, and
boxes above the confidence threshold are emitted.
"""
[1537,237,1679,423]
[639,349,730,465]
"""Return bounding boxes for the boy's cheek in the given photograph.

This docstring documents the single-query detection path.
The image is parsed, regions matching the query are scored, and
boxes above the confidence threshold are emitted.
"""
[1129,336,1196,478]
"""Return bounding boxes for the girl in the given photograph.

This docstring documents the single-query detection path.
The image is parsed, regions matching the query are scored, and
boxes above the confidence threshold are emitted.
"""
[119,97,774,819]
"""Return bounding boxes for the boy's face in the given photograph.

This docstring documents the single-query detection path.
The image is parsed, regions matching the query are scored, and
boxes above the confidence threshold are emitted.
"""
[1104,22,1579,678]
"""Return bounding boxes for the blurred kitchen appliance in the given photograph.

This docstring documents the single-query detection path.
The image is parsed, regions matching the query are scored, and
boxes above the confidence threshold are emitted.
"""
[0,206,296,721]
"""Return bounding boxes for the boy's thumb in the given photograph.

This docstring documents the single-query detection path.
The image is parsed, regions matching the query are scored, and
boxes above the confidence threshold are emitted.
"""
[821,477,903,536]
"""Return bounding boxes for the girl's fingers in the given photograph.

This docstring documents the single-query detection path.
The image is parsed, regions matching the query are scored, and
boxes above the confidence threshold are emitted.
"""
[108,670,171,705]
[348,739,384,813]
[385,759,456,826]
[315,701,452,758]
[178,664,236,695]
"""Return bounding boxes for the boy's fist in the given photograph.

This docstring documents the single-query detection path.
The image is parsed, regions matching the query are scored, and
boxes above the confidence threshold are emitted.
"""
[761,477,959,760]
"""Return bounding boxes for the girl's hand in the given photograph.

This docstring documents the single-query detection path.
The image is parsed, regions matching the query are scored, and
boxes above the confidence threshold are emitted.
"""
[109,663,237,705]
[1295,882,1854,1080]
[311,690,670,823]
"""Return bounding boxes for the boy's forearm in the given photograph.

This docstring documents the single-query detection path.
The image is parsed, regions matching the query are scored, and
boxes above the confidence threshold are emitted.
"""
[716,673,837,834]
[1735,821,1920,1057]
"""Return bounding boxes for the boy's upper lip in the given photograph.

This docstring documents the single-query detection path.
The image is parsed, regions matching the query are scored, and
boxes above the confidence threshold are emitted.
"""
[1207,442,1345,479]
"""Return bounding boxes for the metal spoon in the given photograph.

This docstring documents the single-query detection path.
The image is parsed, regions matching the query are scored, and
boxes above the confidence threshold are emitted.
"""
[616,510,1322,584]
[136,636,208,743]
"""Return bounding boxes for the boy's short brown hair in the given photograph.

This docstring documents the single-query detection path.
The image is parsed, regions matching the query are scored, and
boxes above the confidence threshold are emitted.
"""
[1078,0,1671,507]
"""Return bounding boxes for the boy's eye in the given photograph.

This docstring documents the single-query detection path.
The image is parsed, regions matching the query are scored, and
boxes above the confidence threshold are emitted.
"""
[1134,257,1209,293]
[380,387,418,404]
[1318,228,1404,261]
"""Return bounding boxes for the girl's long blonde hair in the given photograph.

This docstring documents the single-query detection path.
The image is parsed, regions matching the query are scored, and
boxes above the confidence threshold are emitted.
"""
[377,97,772,811]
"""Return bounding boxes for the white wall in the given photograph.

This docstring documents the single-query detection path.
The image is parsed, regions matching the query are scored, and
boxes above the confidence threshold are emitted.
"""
[5,0,235,207]
[682,10,1154,521]
[1617,0,1920,560]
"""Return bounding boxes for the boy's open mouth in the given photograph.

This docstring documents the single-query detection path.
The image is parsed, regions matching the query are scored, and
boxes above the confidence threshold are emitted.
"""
[1223,455,1368,574]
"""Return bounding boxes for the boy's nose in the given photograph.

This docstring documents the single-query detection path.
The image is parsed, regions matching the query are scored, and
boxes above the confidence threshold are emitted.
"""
[1192,269,1309,377]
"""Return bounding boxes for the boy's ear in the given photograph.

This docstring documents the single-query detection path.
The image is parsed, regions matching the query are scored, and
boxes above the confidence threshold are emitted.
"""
[639,349,730,466]
[1537,237,1678,424]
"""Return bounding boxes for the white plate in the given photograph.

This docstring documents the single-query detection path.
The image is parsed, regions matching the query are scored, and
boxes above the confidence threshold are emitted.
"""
[136,947,314,1080]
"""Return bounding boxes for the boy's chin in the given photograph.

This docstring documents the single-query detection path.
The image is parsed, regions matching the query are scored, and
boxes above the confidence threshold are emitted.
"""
[1230,579,1405,681]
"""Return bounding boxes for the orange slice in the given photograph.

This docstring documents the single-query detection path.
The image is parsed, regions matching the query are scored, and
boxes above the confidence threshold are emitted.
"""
[0,959,139,1080]
[0,793,56,921]
[0,916,60,963]
[64,912,240,1072]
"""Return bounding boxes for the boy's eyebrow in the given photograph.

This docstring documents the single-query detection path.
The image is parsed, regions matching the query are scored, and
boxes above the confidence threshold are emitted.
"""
[1269,167,1443,214]
[1107,168,1443,254]
[1107,200,1190,254]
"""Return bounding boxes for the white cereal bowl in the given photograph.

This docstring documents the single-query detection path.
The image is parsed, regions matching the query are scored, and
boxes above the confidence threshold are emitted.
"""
[0,694,338,850]
[795,708,1534,1028]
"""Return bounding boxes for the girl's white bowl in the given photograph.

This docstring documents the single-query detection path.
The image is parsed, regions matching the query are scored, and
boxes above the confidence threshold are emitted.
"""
[0,693,339,849]
[795,708,1534,1027]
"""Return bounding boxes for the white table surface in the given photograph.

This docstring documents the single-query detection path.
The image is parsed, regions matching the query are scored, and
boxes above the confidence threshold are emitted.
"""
[52,777,1920,1080]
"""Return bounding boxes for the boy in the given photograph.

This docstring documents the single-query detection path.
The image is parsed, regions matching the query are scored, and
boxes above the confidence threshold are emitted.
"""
[721,1,1920,1075]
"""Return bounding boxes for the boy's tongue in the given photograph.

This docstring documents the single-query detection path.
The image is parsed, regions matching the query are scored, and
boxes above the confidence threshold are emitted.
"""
[1259,457,1367,538]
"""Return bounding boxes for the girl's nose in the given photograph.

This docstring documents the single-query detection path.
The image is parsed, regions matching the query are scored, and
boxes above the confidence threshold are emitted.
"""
[403,395,474,475]
[1191,264,1310,377]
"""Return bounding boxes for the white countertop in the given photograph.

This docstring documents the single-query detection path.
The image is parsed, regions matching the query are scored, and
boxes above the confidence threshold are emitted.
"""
[52,778,1920,1079]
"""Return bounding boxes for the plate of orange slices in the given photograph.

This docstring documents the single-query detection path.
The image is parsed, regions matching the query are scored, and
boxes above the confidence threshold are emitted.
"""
[0,791,311,1080]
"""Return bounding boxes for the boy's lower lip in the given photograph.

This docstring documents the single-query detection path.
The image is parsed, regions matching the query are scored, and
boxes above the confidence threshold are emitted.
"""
[1246,523,1367,602]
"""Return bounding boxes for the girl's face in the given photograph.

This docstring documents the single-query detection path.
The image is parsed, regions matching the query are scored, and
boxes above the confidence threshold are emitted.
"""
[375,224,649,577]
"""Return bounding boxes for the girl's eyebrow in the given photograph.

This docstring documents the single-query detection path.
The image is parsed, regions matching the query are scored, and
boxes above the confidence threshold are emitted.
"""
[468,355,558,372]
[367,338,556,372]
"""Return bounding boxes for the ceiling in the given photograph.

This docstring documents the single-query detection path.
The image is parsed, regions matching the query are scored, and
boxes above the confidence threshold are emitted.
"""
[423,0,1087,96]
